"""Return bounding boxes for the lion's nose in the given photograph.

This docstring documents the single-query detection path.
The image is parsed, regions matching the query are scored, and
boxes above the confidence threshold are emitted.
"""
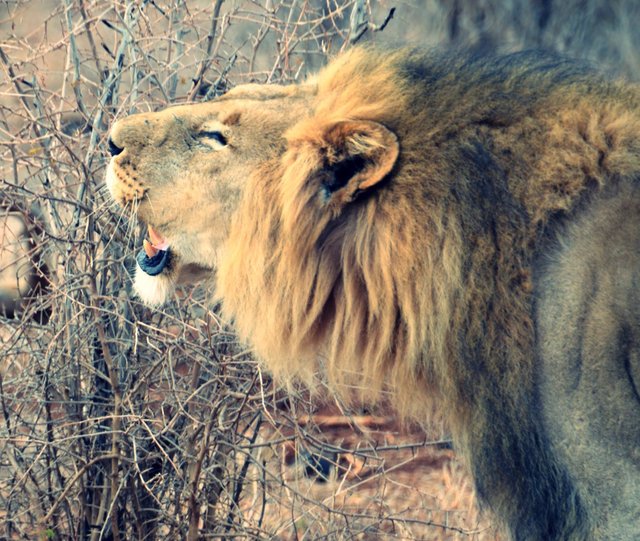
[107,137,124,156]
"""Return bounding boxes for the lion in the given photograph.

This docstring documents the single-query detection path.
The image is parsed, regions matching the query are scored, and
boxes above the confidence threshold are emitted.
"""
[106,47,640,540]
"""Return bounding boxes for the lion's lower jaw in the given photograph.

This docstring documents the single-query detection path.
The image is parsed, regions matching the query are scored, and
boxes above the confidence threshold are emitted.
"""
[133,261,176,306]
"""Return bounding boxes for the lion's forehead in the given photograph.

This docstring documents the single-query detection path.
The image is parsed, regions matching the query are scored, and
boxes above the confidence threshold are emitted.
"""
[223,81,315,100]
[130,93,310,134]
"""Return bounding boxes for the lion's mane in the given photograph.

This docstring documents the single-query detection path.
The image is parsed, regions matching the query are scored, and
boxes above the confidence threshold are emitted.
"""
[217,48,640,539]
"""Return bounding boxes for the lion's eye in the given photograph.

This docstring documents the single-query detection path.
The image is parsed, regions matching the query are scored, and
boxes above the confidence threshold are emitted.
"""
[198,130,228,149]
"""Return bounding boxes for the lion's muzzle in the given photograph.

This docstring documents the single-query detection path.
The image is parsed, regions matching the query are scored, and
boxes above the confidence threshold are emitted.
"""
[105,157,147,205]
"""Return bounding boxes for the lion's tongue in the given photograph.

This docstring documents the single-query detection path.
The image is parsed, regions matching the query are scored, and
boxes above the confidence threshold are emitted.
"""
[137,225,170,276]
[148,225,170,251]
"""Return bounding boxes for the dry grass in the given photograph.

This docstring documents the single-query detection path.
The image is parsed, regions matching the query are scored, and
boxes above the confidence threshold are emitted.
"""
[1,1,637,539]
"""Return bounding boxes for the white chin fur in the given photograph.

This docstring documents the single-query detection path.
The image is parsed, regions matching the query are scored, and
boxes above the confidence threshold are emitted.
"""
[105,159,116,198]
[134,261,176,306]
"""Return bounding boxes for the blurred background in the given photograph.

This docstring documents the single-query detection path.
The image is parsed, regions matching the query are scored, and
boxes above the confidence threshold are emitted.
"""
[1,1,639,539]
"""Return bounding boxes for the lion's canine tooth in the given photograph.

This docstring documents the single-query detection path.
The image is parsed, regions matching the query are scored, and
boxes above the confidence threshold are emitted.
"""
[143,238,159,257]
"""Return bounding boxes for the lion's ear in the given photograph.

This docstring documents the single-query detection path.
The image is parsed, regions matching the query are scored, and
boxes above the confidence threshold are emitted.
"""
[314,120,399,206]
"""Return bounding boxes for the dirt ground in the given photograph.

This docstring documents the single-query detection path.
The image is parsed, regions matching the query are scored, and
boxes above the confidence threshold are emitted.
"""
[244,406,503,540]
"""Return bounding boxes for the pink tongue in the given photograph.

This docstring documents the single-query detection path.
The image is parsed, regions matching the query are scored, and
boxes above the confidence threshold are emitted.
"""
[148,225,170,251]
[153,240,170,250]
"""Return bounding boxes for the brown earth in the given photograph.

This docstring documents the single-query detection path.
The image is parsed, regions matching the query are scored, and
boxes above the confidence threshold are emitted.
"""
[243,405,502,540]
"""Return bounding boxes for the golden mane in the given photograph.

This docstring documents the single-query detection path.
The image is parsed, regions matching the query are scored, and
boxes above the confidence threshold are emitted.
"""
[219,48,640,419]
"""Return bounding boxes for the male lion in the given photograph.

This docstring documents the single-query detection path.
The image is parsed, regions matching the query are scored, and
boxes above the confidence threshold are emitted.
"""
[106,47,640,540]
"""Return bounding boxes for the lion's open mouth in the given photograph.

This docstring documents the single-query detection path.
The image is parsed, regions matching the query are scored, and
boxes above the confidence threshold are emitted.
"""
[136,225,171,276]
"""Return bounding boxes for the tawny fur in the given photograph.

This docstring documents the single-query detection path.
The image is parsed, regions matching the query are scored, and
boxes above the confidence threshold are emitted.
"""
[222,48,640,413]
[107,47,640,540]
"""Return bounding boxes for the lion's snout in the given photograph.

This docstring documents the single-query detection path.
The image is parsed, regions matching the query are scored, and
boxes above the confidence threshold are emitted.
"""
[106,113,183,205]
[107,136,123,157]
[105,157,147,205]
[106,116,159,204]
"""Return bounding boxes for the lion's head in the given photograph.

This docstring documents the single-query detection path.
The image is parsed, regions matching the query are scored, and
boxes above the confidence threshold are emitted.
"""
[106,49,426,396]
[106,82,312,301]
[107,47,640,540]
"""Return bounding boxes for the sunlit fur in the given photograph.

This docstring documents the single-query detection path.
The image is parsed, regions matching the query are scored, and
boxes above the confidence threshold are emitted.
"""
[108,47,640,540]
